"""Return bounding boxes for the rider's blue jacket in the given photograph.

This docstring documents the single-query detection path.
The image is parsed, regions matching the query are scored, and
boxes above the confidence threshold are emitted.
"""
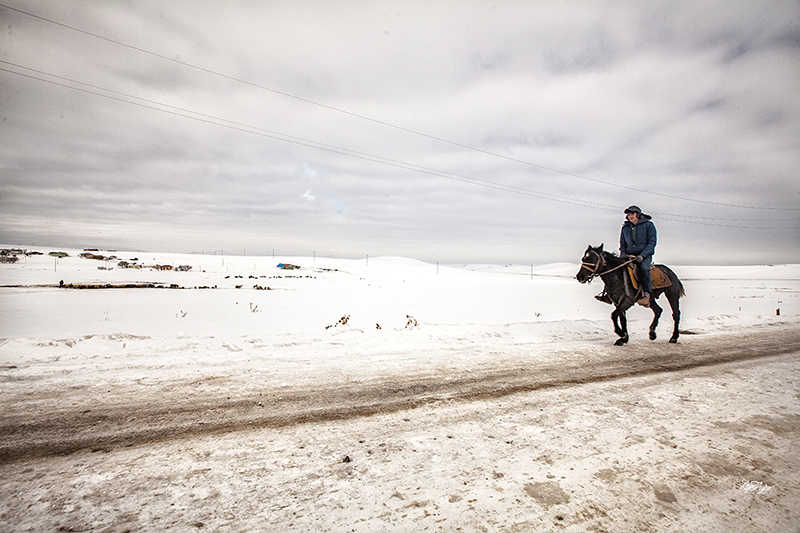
[620,213,657,259]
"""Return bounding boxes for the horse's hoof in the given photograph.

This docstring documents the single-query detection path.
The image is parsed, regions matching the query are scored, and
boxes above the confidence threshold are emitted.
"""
[649,331,657,341]
[669,338,678,344]
[614,338,628,346]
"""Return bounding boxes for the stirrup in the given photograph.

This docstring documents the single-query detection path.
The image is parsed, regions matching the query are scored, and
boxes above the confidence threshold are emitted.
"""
[595,291,613,305]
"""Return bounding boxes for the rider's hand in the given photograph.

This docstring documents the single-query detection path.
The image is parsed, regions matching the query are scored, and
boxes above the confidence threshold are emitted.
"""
[635,255,644,263]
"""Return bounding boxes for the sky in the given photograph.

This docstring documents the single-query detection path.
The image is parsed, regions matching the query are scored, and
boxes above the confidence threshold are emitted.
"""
[1,0,799,265]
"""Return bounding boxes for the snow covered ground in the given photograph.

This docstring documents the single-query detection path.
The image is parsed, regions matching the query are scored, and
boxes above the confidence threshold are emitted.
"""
[1,247,799,532]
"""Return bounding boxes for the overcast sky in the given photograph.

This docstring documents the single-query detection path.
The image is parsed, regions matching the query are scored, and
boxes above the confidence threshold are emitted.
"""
[1,0,798,265]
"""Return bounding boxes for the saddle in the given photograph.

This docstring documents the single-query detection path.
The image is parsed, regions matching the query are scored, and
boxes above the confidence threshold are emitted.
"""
[627,264,672,291]
[595,264,671,305]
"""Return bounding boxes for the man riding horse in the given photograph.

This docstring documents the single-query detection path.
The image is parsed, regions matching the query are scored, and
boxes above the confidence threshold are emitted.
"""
[620,205,656,307]
[577,206,683,345]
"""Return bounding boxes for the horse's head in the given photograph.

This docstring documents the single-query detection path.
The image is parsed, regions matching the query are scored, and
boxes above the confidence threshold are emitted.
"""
[576,244,605,283]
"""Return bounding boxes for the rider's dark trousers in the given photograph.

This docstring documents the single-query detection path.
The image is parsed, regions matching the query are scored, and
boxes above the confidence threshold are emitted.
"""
[639,255,652,295]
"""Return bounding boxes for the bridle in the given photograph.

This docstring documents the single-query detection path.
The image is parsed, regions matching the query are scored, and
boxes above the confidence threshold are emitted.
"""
[579,249,605,282]
[579,250,636,283]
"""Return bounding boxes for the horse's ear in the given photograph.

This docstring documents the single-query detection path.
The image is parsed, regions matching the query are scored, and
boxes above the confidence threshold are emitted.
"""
[599,243,604,251]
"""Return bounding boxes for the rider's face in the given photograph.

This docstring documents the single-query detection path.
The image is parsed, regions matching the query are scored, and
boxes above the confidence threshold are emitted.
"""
[627,212,639,223]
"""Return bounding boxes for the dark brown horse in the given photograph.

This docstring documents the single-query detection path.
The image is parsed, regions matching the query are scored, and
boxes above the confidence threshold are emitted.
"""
[576,244,685,345]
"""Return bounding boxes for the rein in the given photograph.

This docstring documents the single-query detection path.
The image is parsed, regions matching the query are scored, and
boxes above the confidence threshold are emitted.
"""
[580,251,636,283]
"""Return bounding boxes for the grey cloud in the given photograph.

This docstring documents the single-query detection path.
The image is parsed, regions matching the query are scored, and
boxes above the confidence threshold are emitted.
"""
[0,0,798,264]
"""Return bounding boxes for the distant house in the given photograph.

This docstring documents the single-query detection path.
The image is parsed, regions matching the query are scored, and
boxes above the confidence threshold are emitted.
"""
[80,252,106,260]
[278,263,300,270]
[79,251,117,261]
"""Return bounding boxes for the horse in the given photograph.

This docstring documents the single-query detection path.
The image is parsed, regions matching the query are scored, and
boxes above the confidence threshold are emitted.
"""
[576,244,685,345]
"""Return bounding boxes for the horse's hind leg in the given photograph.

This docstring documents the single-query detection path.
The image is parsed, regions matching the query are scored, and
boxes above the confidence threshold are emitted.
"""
[649,298,663,341]
[667,292,681,343]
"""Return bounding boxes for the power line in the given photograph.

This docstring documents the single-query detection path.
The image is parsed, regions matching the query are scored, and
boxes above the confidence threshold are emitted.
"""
[1,62,792,230]
[0,63,617,212]
[2,1,798,213]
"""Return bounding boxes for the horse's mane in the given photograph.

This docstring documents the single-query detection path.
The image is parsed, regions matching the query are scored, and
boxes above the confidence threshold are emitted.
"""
[598,248,625,267]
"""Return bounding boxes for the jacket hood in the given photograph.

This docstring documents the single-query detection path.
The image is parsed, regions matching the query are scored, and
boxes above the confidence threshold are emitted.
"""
[624,205,652,222]
[624,212,652,223]
[622,213,653,226]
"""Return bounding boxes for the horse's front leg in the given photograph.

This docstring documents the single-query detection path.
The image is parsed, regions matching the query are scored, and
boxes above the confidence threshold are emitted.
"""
[649,298,663,341]
[611,307,629,345]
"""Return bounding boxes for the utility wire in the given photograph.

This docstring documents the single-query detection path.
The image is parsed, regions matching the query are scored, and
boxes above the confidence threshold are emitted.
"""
[2,1,798,213]
[0,64,616,213]
[2,61,791,230]
[2,58,794,225]
[0,60,616,212]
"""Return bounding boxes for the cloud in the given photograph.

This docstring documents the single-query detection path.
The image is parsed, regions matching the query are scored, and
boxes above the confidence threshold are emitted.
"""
[0,0,798,264]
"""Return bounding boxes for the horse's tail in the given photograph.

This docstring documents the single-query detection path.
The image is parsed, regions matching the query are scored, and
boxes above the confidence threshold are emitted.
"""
[668,267,686,298]
[677,278,686,298]
[658,265,685,298]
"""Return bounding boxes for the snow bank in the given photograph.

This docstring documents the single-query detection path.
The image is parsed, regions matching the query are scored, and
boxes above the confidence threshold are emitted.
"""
[1,246,798,383]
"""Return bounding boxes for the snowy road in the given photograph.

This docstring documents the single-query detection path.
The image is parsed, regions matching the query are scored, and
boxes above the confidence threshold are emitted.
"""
[1,325,797,463]
[1,325,798,532]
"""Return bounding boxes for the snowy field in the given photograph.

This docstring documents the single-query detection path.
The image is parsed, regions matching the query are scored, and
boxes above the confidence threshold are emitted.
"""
[1,247,799,532]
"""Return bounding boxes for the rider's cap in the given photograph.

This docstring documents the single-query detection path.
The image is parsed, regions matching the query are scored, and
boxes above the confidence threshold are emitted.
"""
[624,205,642,214]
